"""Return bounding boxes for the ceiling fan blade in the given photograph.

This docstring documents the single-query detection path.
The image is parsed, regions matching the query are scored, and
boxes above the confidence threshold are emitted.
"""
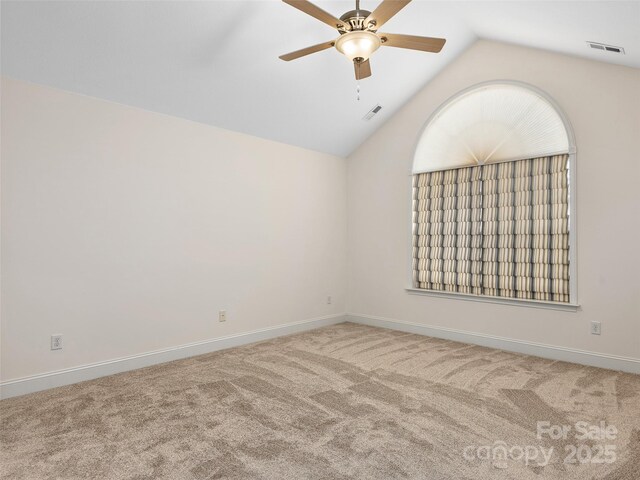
[283,0,347,30]
[379,33,446,53]
[354,59,372,80]
[365,0,411,29]
[279,40,336,61]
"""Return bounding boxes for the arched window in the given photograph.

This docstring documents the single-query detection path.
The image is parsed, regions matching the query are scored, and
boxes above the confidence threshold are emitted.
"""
[410,81,576,306]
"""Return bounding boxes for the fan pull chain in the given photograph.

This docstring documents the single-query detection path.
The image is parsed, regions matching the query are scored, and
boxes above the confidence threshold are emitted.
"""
[356,83,360,101]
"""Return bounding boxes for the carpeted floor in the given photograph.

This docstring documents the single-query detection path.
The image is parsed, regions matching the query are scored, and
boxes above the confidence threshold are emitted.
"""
[1,322,639,479]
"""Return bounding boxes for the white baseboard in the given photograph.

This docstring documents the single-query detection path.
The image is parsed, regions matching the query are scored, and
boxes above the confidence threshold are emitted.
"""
[0,314,347,399]
[348,313,640,375]
[4,312,637,400]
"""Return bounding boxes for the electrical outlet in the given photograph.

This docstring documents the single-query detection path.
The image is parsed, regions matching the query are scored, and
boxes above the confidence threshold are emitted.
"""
[591,321,602,335]
[219,310,226,322]
[51,335,63,350]
[327,296,332,305]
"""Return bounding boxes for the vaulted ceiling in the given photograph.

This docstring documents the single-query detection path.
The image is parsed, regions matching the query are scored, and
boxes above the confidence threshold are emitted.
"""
[2,1,639,157]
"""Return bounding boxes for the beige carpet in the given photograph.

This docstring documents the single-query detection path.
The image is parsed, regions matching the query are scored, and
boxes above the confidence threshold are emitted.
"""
[1,322,639,480]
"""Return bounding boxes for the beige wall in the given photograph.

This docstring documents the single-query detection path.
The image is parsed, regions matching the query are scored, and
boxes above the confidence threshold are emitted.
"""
[347,40,640,360]
[1,77,347,381]
[2,39,639,384]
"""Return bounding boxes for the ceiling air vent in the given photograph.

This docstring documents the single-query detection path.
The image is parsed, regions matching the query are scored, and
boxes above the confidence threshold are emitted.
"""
[587,41,625,54]
[363,104,383,121]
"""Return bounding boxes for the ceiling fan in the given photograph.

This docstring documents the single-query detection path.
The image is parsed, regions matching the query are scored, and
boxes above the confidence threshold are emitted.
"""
[279,0,446,80]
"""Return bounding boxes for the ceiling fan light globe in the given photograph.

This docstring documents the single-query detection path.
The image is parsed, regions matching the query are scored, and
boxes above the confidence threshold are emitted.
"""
[335,31,381,61]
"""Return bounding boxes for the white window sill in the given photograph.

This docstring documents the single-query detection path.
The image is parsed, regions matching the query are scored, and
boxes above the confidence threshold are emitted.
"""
[405,288,580,312]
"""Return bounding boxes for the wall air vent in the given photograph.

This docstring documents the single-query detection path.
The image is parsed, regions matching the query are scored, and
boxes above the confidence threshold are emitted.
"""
[587,41,625,54]
[362,104,383,121]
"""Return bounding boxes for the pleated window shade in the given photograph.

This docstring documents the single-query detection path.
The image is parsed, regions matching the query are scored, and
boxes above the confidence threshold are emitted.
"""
[413,84,570,174]
[413,154,570,302]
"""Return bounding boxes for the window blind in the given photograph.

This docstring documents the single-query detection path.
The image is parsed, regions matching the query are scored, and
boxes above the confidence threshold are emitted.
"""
[412,154,570,302]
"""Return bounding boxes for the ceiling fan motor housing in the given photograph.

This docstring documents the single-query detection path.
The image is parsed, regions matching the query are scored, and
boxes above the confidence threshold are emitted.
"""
[338,9,374,33]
